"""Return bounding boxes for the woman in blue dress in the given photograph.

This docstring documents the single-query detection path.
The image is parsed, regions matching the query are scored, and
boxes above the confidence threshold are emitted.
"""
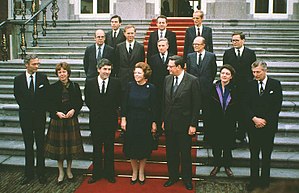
[121,62,158,185]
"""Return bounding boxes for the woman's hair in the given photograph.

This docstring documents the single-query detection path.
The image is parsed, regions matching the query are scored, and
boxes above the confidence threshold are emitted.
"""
[134,62,152,79]
[55,62,71,76]
[220,64,236,78]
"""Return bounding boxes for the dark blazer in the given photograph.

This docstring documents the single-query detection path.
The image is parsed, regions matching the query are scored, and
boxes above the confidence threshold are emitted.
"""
[84,77,121,132]
[162,72,201,132]
[148,53,172,99]
[105,29,126,48]
[186,51,217,98]
[146,30,177,61]
[183,25,213,60]
[115,41,145,90]
[223,47,256,86]
[14,72,49,112]
[205,81,239,148]
[47,80,83,120]
[245,78,283,132]
[83,44,115,79]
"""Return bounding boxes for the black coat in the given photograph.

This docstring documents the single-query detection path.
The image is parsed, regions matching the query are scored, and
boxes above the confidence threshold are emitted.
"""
[48,80,83,120]
[204,82,239,148]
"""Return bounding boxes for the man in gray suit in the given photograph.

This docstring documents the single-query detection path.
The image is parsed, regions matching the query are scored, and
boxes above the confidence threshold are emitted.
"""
[186,36,217,98]
[162,55,201,191]
[115,24,145,91]
[84,29,115,79]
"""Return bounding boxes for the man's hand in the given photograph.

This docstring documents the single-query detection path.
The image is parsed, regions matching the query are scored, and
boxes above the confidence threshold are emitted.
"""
[188,126,196,136]
[252,116,267,128]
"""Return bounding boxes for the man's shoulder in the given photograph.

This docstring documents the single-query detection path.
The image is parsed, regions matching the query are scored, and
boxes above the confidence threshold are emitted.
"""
[203,25,212,30]
[244,46,255,53]
[86,44,95,49]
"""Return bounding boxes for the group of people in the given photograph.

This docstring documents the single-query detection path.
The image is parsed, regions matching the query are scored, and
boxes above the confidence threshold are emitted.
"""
[13,11,283,192]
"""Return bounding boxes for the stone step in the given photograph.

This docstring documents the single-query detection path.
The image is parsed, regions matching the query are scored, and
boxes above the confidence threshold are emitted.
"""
[197,135,299,152]
[196,166,299,179]
[196,148,299,168]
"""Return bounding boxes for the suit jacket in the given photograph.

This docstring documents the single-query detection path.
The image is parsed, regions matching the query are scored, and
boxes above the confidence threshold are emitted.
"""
[244,78,282,132]
[14,72,49,112]
[183,25,213,60]
[223,47,256,86]
[105,29,126,48]
[148,53,172,100]
[47,80,83,120]
[146,30,177,61]
[162,72,201,132]
[14,72,49,130]
[83,44,115,79]
[186,51,217,98]
[115,41,145,90]
[84,77,121,133]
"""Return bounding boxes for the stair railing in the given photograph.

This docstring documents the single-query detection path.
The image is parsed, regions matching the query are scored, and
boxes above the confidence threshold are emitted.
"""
[0,0,59,61]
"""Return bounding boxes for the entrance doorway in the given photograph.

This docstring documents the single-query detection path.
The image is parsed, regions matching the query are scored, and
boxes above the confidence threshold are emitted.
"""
[161,0,201,17]
[80,0,109,14]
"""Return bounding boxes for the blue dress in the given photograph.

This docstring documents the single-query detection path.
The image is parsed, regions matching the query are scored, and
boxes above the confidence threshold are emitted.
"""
[122,81,157,159]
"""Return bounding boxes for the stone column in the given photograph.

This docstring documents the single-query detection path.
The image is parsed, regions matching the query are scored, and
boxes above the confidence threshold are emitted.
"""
[115,0,154,19]
[206,0,249,19]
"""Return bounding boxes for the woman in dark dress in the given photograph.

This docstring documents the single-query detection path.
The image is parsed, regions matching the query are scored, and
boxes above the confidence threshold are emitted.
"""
[204,64,239,177]
[44,62,84,184]
[121,62,158,185]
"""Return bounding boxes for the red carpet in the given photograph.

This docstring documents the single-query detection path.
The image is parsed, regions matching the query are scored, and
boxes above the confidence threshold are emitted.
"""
[75,177,195,193]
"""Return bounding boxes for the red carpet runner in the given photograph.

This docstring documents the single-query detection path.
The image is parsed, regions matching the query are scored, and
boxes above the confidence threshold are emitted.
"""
[75,177,195,193]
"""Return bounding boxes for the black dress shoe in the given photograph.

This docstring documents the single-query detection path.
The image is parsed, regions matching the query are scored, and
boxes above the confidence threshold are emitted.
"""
[107,177,116,183]
[163,179,178,187]
[57,178,64,185]
[184,182,193,190]
[130,178,138,185]
[138,174,145,185]
[38,175,47,184]
[88,177,99,184]
[21,177,33,185]
[210,166,220,176]
[224,167,234,177]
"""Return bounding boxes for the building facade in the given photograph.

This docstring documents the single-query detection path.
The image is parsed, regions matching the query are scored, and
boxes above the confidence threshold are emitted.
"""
[4,0,299,21]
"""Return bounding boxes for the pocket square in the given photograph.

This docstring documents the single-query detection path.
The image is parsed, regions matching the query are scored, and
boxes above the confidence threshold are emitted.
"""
[269,90,274,94]
[39,84,44,88]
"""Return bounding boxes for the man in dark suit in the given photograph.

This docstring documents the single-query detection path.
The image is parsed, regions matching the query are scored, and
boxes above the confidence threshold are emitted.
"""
[183,10,213,61]
[105,15,126,48]
[84,58,121,184]
[83,29,115,79]
[146,15,177,61]
[148,38,172,135]
[162,55,201,191]
[223,31,257,143]
[245,61,282,191]
[115,24,145,91]
[186,36,217,98]
[13,54,49,185]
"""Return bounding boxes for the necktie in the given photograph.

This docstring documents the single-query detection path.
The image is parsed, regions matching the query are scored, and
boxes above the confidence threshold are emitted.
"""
[173,76,178,94]
[198,53,202,66]
[113,31,117,38]
[237,49,241,59]
[160,31,163,39]
[129,44,133,54]
[101,80,105,94]
[197,27,201,36]
[29,75,34,96]
[161,53,165,64]
[97,46,102,61]
[259,81,264,96]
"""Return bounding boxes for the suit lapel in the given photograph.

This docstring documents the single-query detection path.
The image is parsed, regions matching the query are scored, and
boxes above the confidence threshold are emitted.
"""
[172,73,186,99]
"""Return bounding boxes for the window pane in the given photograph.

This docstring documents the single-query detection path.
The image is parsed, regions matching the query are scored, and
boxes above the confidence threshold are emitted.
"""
[273,0,287,13]
[97,0,109,13]
[255,0,269,13]
[81,0,93,14]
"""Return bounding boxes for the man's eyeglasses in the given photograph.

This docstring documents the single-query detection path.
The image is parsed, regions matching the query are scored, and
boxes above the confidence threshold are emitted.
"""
[231,39,240,42]
[193,43,204,46]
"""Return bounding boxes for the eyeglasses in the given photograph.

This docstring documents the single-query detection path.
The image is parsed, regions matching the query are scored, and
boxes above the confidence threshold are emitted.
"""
[192,17,202,19]
[231,39,240,42]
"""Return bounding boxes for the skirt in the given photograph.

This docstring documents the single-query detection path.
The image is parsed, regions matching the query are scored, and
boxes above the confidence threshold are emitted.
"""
[45,117,84,160]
